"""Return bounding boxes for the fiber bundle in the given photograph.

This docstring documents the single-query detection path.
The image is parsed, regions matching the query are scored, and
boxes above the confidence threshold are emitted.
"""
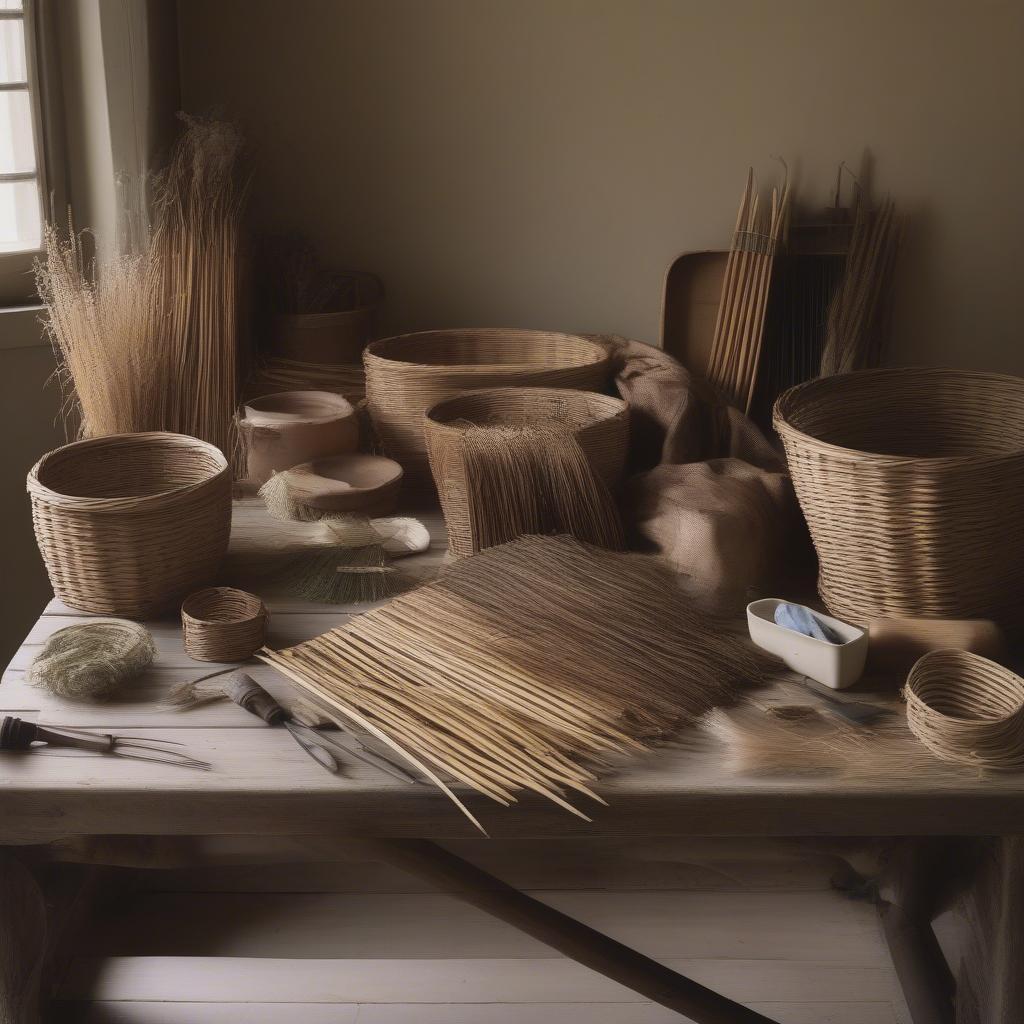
[260,535,761,832]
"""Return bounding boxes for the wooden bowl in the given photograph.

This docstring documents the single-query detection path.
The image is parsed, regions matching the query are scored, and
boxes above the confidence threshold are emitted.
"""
[285,454,403,515]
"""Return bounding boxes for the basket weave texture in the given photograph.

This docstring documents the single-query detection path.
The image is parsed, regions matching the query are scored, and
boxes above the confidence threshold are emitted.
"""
[773,368,1024,628]
[364,329,611,489]
[27,432,231,618]
[904,649,1024,770]
[181,587,268,662]
[425,388,629,556]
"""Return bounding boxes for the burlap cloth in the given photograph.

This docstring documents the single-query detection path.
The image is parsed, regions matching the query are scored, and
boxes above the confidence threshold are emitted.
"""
[606,338,803,615]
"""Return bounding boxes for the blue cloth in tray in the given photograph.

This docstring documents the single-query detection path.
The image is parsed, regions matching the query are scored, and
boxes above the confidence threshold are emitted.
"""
[773,602,841,644]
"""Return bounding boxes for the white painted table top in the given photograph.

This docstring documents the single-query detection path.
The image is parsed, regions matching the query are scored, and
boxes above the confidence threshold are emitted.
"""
[2,498,1022,843]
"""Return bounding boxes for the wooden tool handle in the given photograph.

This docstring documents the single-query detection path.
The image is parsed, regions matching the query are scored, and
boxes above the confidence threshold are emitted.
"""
[224,671,288,725]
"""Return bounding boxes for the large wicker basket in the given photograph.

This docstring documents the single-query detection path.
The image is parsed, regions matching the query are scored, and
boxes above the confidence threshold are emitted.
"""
[425,387,629,556]
[774,368,1024,628]
[364,329,611,490]
[28,432,232,618]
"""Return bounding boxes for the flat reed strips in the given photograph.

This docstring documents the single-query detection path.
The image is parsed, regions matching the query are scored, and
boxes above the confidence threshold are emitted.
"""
[149,115,248,458]
[260,535,761,832]
[706,170,790,413]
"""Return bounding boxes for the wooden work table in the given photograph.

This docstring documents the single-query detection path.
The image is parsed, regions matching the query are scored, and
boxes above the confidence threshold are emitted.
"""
[1,499,1022,845]
[0,499,1020,1023]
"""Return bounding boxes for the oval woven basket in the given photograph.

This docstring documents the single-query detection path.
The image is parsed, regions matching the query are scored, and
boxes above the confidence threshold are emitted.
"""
[364,329,611,490]
[425,387,629,556]
[904,649,1024,770]
[181,587,268,663]
[27,432,232,618]
[773,368,1024,628]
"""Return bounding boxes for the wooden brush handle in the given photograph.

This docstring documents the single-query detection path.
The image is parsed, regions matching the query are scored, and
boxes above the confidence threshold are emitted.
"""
[225,671,288,725]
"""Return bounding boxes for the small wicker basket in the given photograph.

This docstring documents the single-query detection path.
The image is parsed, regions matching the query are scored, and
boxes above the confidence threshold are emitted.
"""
[425,387,629,556]
[28,432,231,618]
[904,650,1024,771]
[181,587,268,663]
[773,368,1024,629]
[364,329,611,490]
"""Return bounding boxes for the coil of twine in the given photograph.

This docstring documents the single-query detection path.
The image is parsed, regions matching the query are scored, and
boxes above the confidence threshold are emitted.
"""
[903,649,1024,771]
[28,619,156,701]
[181,587,268,663]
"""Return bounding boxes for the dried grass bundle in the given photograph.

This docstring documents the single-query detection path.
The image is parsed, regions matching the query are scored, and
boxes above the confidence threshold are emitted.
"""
[149,114,248,456]
[36,115,248,456]
[36,224,164,438]
[260,535,761,832]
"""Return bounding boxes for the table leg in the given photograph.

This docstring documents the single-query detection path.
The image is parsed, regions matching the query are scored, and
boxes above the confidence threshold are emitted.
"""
[0,854,46,1024]
[955,837,1024,1024]
[875,839,960,1024]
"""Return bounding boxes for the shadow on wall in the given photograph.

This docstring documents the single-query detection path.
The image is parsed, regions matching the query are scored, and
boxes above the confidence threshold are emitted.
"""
[0,340,63,668]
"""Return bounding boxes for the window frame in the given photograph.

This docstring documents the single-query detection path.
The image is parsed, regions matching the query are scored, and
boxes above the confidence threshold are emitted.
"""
[0,0,62,307]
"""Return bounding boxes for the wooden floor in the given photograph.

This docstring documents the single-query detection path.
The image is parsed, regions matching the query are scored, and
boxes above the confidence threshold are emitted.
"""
[48,839,913,1024]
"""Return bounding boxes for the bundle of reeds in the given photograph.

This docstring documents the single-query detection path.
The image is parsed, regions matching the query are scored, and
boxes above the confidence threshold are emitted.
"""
[819,194,902,376]
[36,224,164,438]
[706,170,790,413]
[149,115,248,456]
[260,535,761,832]
[37,116,249,456]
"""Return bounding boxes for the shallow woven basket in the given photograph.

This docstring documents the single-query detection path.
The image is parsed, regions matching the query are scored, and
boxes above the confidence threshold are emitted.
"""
[364,329,611,490]
[425,388,629,556]
[181,587,268,663]
[773,368,1024,628]
[27,432,232,618]
[904,650,1024,771]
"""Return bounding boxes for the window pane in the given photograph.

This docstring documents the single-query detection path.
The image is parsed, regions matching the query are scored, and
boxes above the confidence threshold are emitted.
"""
[0,88,33,172]
[0,18,27,84]
[0,2,25,11]
[0,177,40,252]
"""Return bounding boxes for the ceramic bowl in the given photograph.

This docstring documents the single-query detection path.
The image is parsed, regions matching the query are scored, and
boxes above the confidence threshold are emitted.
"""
[285,453,403,516]
[747,598,868,689]
[242,390,359,484]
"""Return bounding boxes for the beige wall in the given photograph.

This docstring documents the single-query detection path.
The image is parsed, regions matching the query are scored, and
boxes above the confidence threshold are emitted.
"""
[177,0,1024,375]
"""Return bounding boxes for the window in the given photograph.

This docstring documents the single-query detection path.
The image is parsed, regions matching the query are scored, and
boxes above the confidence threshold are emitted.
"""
[0,0,41,256]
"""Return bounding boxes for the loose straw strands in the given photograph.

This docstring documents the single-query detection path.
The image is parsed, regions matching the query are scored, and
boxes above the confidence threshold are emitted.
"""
[904,651,1024,772]
[819,195,903,376]
[260,535,762,832]
[706,170,790,413]
[456,425,623,554]
[36,224,165,439]
[149,115,249,458]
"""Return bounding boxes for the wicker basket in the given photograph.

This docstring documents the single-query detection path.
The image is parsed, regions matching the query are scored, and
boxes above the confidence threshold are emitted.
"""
[425,387,629,556]
[27,432,232,618]
[904,650,1024,770]
[774,368,1024,628]
[182,587,268,662]
[365,329,611,490]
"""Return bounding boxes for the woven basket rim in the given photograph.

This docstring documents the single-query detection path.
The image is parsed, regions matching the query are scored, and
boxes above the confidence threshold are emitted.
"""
[27,432,229,509]
[181,586,266,626]
[365,329,608,371]
[425,387,627,431]
[905,650,1024,725]
[773,367,1024,467]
